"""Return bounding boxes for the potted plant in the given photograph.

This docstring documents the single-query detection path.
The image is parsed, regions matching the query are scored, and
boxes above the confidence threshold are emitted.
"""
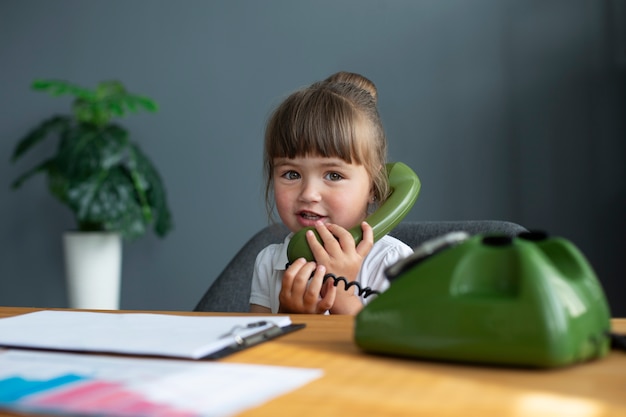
[10,79,173,309]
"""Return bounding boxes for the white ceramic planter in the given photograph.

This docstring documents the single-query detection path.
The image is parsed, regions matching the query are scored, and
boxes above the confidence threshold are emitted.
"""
[63,232,122,310]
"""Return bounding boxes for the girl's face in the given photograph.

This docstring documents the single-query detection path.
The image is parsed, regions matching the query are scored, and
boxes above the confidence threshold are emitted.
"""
[272,155,373,233]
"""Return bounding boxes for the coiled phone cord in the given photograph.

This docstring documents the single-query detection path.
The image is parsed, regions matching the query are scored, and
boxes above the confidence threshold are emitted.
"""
[322,273,380,298]
[285,263,380,299]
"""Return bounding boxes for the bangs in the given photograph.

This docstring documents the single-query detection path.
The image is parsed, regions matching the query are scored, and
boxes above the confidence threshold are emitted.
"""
[263,72,390,218]
[265,88,369,165]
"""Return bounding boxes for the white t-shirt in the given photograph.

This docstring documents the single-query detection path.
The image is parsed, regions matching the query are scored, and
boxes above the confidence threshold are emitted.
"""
[249,233,414,313]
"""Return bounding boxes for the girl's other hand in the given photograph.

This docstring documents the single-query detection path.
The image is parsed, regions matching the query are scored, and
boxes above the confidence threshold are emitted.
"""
[278,258,336,314]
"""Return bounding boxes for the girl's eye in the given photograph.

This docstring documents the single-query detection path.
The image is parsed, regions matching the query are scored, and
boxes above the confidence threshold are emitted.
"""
[325,172,344,181]
[282,170,300,180]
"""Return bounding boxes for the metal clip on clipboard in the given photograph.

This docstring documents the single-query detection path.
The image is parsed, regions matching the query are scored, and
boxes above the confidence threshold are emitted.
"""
[209,321,306,359]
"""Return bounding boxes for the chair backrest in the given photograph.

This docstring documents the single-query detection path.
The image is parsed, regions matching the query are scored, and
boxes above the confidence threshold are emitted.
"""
[193,220,528,312]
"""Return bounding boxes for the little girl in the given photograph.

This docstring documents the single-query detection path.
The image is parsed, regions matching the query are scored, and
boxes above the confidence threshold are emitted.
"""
[249,71,414,315]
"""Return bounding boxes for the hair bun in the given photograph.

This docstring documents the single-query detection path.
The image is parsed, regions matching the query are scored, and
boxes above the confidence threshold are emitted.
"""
[324,71,378,103]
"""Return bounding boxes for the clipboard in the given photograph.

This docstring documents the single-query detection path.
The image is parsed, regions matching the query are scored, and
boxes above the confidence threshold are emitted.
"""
[206,321,307,359]
[0,311,306,360]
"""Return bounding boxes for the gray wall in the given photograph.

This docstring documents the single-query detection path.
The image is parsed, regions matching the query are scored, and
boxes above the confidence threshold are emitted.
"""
[1,1,624,315]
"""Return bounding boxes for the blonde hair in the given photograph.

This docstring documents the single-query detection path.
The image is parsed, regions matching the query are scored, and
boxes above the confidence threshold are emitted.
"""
[263,71,389,219]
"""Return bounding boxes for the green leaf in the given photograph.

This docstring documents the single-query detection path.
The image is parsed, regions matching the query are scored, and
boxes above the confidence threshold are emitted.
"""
[55,123,130,181]
[73,100,97,124]
[121,96,139,112]
[134,96,159,112]
[47,164,71,205]
[130,144,173,237]
[32,79,95,99]
[96,80,126,99]
[107,102,125,117]
[11,159,55,189]
[65,168,147,240]
[11,116,71,162]
[125,145,152,224]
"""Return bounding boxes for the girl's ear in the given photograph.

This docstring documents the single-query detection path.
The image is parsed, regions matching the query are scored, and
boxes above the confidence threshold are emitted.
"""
[369,190,376,203]
[367,191,377,215]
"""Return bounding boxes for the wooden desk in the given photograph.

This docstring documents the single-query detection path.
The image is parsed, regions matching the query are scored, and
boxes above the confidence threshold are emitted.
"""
[0,307,625,417]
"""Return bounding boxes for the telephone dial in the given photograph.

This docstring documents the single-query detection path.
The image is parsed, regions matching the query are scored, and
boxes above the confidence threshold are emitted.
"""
[286,161,421,263]
[354,231,613,368]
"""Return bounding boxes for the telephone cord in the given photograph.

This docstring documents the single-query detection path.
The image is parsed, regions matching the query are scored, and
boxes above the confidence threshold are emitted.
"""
[322,273,380,298]
[285,262,380,299]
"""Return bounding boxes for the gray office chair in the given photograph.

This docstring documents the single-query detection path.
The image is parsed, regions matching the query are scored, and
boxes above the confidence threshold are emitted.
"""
[194,220,528,312]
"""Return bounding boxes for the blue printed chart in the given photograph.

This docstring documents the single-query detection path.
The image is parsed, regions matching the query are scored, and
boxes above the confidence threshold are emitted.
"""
[0,350,322,417]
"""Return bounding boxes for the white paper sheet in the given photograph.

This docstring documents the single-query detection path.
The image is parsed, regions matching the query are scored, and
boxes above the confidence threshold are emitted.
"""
[0,310,293,359]
[0,350,322,417]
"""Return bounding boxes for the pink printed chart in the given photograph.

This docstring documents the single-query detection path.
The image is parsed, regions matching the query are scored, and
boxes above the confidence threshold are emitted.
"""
[0,350,322,417]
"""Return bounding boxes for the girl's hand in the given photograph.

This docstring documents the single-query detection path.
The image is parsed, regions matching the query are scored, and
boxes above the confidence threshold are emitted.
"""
[278,258,337,314]
[306,221,374,315]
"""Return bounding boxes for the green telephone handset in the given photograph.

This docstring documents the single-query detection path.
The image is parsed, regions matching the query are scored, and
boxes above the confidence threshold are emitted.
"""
[286,162,421,263]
